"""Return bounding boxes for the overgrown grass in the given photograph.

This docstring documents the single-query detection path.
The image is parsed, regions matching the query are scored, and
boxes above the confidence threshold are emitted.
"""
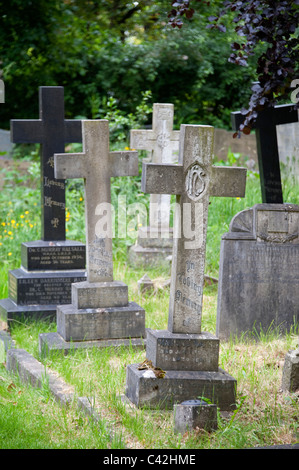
[0,151,299,449]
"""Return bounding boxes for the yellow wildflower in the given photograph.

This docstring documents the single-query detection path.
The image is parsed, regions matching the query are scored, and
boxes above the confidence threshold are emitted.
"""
[8,252,12,256]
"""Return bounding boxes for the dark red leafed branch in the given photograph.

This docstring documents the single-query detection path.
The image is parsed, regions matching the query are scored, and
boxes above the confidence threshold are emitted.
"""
[168,0,299,135]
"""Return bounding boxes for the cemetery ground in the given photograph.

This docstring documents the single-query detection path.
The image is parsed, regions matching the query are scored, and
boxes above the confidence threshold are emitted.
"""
[0,153,299,449]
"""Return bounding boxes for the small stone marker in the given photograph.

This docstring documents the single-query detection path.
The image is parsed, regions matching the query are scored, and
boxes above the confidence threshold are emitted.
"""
[129,104,180,267]
[174,399,218,434]
[281,340,299,393]
[0,87,86,324]
[125,124,247,410]
[231,102,298,204]
[137,274,154,295]
[216,203,299,341]
[39,120,145,355]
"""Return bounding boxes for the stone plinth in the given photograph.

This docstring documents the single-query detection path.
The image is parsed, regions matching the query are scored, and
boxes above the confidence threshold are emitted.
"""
[146,329,219,372]
[125,362,236,411]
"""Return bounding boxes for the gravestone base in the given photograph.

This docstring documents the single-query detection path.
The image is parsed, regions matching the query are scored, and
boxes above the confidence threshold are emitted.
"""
[39,331,145,357]
[125,328,236,411]
[128,227,173,268]
[0,298,57,325]
[146,329,219,371]
[39,279,146,355]
[0,239,86,326]
[125,363,236,411]
[0,269,86,325]
[56,301,145,342]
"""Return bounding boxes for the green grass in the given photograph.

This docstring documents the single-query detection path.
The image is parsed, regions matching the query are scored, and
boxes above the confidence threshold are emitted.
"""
[0,154,299,449]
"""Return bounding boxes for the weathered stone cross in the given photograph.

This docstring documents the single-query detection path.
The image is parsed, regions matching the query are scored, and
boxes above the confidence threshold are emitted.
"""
[130,103,179,230]
[54,120,138,283]
[142,124,247,334]
[10,86,82,241]
[231,103,298,204]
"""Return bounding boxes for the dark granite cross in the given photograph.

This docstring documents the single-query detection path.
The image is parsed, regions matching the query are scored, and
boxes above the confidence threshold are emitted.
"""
[10,86,82,241]
[231,103,298,204]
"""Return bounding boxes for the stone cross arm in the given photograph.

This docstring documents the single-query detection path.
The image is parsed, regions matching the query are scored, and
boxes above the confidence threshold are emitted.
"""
[130,129,180,150]
[141,162,247,198]
[54,150,138,180]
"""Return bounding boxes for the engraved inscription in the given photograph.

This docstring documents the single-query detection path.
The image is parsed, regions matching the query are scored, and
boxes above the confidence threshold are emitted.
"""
[175,261,202,316]
[185,163,206,201]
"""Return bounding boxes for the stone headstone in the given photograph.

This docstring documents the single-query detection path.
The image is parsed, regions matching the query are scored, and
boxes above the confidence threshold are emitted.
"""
[39,120,145,356]
[216,203,299,341]
[231,103,299,204]
[129,104,179,267]
[125,124,247,410]
[0,87,86,324]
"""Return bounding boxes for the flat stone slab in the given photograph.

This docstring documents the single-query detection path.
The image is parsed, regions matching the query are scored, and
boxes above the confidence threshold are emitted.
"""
[39,331,146,357]
[125,363,237,411]
[57,301,146,342]
[146,329,219,371]
[0,298,57,325]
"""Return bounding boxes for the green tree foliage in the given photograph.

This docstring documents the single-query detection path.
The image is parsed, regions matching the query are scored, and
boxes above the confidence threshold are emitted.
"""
[0,0,258,130]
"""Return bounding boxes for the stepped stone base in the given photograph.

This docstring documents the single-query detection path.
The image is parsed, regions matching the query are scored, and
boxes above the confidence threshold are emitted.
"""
[56,301,145,342]
[0,298,57,324]
[125,363,237,411]
[39,332,146,357]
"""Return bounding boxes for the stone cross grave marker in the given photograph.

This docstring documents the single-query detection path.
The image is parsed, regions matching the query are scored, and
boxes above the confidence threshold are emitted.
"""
[129,103,180,267]
[130,103,179,230]
[0,87,86,325]
[231,103,298,204]
[39,120,146,355]
[11,86,83,241]
[125,124,247,410]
